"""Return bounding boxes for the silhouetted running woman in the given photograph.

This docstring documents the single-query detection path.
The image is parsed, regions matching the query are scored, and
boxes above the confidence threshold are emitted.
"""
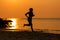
[24,8,35,32]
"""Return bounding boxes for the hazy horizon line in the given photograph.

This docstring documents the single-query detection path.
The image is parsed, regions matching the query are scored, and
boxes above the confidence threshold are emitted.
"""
[4,18,60,20]
[23,18,60,19]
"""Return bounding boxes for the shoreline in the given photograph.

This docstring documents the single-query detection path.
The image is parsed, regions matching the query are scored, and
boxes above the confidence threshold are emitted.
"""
[0,31,60,40]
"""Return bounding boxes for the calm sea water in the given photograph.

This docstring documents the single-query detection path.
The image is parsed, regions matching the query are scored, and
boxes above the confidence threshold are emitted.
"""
[18,18,60,34]
[2,18,60,34]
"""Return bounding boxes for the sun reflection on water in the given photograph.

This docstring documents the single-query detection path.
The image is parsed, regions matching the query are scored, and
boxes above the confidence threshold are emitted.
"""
[5,18,31,31]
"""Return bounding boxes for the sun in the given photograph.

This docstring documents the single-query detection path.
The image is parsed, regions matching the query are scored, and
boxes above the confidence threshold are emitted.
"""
[10,18,16,26]
[7,18,18,29]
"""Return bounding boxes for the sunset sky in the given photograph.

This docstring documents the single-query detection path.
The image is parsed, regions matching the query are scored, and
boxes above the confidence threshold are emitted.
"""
[0,0,60,18]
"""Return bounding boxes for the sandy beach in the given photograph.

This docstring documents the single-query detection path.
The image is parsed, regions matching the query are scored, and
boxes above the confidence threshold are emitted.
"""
[0,30,60,40]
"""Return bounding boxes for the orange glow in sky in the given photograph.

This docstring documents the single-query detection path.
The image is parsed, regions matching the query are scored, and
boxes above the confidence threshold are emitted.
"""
[0,0,60,18]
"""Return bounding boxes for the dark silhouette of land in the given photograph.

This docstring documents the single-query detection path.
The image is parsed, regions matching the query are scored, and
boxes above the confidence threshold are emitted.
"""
[0,18,12,28]
[24,8,35,32]
[0,31,60,40]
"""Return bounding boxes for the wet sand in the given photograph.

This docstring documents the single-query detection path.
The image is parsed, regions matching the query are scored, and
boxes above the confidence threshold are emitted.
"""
[0,31,60,40]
